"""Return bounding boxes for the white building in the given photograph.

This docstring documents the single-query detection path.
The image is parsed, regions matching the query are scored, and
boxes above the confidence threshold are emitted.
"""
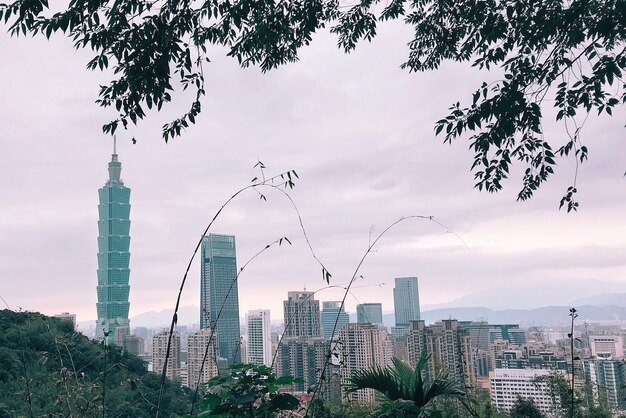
[187,329,219,389]
[246,309,272,366]
[490,368,563,414]
[152,331,181,380]
[338,323,394,402]
[589,336,624,358]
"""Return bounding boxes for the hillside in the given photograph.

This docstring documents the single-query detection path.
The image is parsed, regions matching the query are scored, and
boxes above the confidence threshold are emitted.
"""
[0,310,192,417]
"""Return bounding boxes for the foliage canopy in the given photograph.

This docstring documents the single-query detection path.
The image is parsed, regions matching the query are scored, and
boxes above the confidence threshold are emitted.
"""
[1,0,625,208]
[193,363,302,417]
[0,309,192,417]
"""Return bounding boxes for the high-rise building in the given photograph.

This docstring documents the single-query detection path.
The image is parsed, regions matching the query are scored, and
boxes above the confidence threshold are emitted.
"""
[283,291,321,338]
[187,329,219,390]
[583,358,626,410]
[275,337,329,393]
[393,277,420,327]
[277,291,327,393]
[246,309,272,366]
[338,323,394,402]
[321,301,349,341]
[96,140,132,344]
[356,303,383,325]
[406,319,475,387]
[200,234,241,365]
[153,331,181,380]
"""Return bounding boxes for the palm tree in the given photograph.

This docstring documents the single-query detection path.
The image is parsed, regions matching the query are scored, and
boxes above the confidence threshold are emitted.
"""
[345,352,476,417]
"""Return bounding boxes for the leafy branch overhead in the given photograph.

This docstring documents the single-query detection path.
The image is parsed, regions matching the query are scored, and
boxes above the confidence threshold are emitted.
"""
[1,0,625,208]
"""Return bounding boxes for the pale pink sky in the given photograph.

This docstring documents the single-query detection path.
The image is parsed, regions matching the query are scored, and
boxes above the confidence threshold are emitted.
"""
[1,22,625,323]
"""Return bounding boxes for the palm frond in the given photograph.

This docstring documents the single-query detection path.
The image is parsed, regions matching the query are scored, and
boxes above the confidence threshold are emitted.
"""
[346,365,404,401]
[411,352,429,406]
[347,352,476,417]
[423,371,465,404]
[391,357,415,399]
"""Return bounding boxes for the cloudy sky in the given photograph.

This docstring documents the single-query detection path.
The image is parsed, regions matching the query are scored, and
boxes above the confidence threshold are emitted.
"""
[1,21,625,325]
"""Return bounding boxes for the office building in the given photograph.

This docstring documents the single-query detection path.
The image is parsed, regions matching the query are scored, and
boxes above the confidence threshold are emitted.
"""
[589,335,624,359]
[456,321,524,350]
[113,326,144,356]
[246,309,272,366]
[393,277,420,327]
[490,368,563,414]
[200,234,241,365]
[152,331,181,380]
[356,303,383,325]
[338,323,394,402]
[283,291,321,338]
[187,329,219,390]
[96,140,132,344]
[321,301,349,341]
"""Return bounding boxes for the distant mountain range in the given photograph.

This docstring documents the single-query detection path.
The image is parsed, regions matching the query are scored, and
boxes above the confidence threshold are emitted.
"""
[381,304,626,327]
[76,293,626,330]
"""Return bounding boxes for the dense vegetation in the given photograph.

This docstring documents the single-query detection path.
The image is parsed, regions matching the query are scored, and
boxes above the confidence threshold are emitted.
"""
[0,309,192,417]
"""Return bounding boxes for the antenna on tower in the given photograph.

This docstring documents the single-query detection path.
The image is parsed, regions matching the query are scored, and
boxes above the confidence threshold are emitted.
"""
[113,135,117,155]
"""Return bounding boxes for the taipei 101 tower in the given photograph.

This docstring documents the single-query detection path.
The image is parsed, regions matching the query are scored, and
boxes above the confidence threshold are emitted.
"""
[96,138,132,343]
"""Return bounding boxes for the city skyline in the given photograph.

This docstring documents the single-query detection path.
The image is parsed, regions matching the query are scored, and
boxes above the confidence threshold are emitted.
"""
[1,24,625,324]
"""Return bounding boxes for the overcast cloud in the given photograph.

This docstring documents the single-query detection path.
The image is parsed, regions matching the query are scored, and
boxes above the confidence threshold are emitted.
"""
[1,22,625,324]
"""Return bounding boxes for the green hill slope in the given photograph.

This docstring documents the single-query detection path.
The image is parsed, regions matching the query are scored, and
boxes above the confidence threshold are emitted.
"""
[0,309,191,417]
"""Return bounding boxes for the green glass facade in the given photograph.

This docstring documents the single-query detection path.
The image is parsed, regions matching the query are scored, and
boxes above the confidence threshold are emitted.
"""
[96,148,131,343]
[200,234,241,365]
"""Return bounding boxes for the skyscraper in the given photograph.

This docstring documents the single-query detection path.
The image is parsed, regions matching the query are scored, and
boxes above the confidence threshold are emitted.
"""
[96,139,131,343]
[246,309,272,366]
[321,301,349,340]
[200,234,241,364]
[393,277,420,327]
[283,291,321,338]
[356,303,383,325]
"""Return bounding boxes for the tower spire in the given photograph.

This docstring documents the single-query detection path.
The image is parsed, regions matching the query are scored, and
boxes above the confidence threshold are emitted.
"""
[107,136,122,183]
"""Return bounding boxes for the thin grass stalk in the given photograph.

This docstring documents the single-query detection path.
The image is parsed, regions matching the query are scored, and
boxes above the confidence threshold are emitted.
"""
[155,172,286,417]
[157,168,329,417]
[102,336,107,418]
[50,329,74,417]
